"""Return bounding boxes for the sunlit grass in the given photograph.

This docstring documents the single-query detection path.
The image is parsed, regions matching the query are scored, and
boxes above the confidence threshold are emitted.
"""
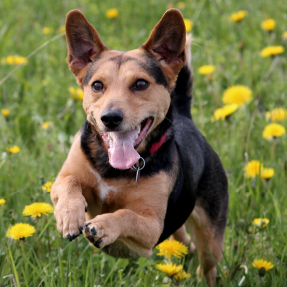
[0,0,287,286]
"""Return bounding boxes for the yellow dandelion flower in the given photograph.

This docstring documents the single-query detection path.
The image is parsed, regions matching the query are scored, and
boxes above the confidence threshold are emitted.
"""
[252,218,270,228]
[266,108,287,122]
[212,104,238,122]
[245,160,263,178]
[0,198,6,205]
[230,11,247,22]
[261,19,276,31]
[262,123,286,140]
[43,27,54,34]
[282,32,287,40]
[156,239,188,259]
[23,202,54,218]
[252,259,274,277]
[59,26,65,33]
[1,56,27,65]
[156,262,183,276]
[173,270,191,281]
[260,168,274,179]
[69,87,84,101]
[106,8,119,19]
[222,85,252,106]
[14,56,27,65]
[198,65,216,75]
[42,121,53,129]
[184,19,193,33]
[177,2,185,8]
[6,223,36,240]
[260,46,284,57]
[42,181,54,193]
[1,109,10,117]
[7,146,20,154]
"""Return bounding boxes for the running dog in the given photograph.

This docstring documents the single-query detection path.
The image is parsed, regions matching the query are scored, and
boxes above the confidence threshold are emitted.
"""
[51,9,228,286]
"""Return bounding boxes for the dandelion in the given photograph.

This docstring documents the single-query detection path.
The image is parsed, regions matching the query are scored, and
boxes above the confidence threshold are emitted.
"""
[23,202,54,218]
[212,104,238,122]
[177,2,185,8]
[1,109,10,117]
[69,87,84,100]
[262,123,286,140]
[261,19,276,31]
[252,259,274,277]
[198,65,216,75]
[42,181,54,193]
[260,168,274,179]
[266,107,287,122]
[230,11,247,22]
[282,32,287,40]
[6,223,36,240]
[106,8,119,19]
[173,270,191,281]
[43,27,54,34]
[0,199,6,205]
[156,262,183,276]
[42,121,53,129]
[245,160,263,178]
[260,46,284,57]
[184,19,193,33]
[59,26,65,33]
[252,218,270,228]
[1,55,28,65]
[222,85,252,106]
[7,146,20,154]
[156,239,188,259]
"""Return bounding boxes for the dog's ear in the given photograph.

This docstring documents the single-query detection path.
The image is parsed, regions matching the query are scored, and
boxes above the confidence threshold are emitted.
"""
[65,10,107,86]
[142,9,186,83]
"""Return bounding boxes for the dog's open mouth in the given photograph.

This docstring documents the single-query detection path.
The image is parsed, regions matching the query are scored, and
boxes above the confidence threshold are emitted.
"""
[101,117,153,170]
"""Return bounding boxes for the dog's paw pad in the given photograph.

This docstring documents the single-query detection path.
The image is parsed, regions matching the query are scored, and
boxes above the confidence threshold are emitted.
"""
[94,238,102,248]
[87,235,95,243]
[66,232,81,242]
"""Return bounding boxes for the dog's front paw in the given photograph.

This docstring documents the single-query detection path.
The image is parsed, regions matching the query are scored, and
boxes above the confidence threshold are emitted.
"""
[83,214,120,249]
[54,194,88,241]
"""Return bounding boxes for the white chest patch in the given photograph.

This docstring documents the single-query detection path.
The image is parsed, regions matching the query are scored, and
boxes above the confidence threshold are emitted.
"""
[89,167,117,201]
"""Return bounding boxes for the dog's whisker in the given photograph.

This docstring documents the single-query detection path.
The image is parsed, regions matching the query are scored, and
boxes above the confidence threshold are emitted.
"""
[165,117,173,125]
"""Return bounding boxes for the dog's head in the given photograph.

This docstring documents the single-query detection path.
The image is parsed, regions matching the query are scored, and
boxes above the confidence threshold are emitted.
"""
[65,9,186,170]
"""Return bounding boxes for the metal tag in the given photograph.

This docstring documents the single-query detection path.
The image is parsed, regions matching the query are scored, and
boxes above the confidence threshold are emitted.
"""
[131,157,145,187]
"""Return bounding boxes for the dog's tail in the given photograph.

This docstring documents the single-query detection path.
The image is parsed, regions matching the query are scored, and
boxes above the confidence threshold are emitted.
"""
[172,33,193,119]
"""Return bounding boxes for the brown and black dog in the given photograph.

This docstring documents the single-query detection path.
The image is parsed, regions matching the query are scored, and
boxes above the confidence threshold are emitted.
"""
[51,9,228,286]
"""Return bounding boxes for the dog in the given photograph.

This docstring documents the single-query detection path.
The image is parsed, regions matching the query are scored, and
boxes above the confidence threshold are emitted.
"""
[51,9,228,286]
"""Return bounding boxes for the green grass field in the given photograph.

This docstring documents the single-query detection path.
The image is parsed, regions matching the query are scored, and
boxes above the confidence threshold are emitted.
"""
[1,0,287,286]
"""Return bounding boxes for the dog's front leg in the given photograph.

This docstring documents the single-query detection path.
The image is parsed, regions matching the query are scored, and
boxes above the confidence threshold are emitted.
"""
[83,172,171,257]
[51,175,88,241]
[84,209,163,257]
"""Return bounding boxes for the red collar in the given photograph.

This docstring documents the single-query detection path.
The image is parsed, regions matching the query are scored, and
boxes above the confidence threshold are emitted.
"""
[149,132,167,154]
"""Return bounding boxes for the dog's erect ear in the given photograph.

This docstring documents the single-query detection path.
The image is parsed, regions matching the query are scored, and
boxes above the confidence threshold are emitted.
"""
[65,10,107,85]
[142,9,186,83]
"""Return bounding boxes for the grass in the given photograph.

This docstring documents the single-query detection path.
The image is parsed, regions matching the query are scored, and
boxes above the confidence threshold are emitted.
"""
[0,0,287,286]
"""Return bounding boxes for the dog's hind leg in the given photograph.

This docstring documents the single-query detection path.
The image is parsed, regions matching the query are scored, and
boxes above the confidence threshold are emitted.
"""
[186,204,225,287]
[170,225,190,246]
[171,225,196,253]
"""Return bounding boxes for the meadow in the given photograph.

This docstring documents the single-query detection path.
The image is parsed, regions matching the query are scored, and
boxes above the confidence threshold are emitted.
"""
[0,0,287,286]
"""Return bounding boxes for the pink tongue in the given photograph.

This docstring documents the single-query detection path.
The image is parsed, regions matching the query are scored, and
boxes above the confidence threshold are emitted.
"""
[108,128,140,170]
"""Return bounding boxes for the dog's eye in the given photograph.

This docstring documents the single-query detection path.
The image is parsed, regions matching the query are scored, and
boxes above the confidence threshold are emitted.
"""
[134,79,149,91]
[91,81,104,92]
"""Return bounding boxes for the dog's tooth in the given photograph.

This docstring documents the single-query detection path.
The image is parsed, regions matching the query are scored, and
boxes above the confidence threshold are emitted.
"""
[137,125,141,134]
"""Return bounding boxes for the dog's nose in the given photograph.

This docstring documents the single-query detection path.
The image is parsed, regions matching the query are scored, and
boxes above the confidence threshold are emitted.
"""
[101,109,123,128]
